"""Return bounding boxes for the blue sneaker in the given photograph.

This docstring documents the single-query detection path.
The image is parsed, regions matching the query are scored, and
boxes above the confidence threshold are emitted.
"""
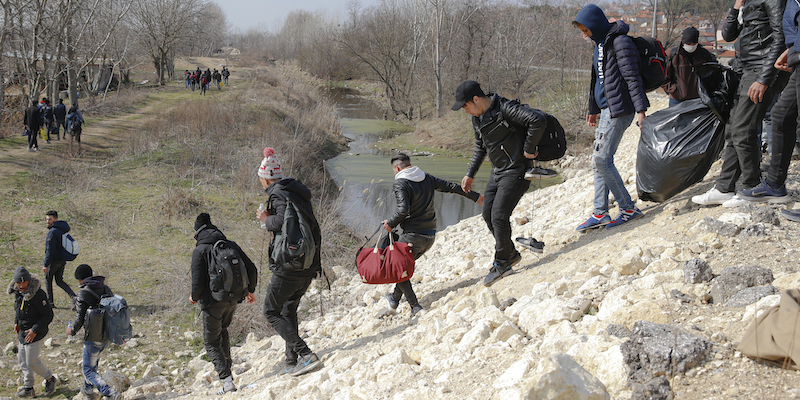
[737,179,791,203]
[606,208,643,228]
[576,214,611,232]
[781,209,800,222]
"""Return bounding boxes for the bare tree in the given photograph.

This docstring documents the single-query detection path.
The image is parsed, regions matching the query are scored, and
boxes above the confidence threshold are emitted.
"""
[131,0,204,85]
[696,0,731,50]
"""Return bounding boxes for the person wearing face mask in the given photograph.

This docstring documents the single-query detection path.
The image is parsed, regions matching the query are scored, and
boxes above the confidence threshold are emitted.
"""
[662,27,716,107]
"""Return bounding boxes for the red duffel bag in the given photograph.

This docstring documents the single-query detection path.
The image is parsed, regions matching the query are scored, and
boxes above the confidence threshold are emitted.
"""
[355,227,415,284]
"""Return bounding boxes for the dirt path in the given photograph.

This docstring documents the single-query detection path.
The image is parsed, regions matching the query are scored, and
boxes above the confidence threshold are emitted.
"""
[0,87,201,177]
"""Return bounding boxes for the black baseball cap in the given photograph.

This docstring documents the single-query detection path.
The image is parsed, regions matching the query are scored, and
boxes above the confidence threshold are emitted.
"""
[451,80,485,111]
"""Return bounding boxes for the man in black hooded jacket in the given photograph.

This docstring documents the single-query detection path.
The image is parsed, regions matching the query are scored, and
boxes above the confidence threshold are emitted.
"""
[66,264,122,400]
[190,213,257,395]
[255,147,324,377]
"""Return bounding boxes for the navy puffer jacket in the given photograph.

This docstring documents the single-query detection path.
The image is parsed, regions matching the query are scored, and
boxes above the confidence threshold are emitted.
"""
[576,5,649,118]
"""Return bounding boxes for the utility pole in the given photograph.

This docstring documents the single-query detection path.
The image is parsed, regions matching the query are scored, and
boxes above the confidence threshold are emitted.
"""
[652,0,658,38]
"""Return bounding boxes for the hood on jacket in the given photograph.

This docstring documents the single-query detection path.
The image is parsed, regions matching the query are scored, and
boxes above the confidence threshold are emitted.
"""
[7,275,42,302]
[81,275,106,291]
[266,178,312,203]
[195,226,227,245]
[575,4,613,44]
[395,166,426,182]
[49,220,70,233]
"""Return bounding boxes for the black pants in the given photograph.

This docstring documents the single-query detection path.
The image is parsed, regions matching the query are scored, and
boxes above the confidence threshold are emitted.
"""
[716,68,788,192]
[390,232,435,307]
[263,274,313,363]
[45,260,75,305]
[202,300,236,380]
[27,126,39,149]
[767,68,800,186]
[482,171,530,263]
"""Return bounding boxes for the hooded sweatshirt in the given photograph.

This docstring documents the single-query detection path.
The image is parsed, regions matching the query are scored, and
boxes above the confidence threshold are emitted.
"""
[7,276,53,344]
[44,220,71,268]
[386,166,480,234]
[575,4,613,110]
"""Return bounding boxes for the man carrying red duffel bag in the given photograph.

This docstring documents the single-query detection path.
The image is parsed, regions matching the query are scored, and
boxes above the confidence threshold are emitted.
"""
[379,153,483,316]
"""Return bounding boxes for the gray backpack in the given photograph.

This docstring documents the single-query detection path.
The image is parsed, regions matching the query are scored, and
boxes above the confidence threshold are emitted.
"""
[270,199,316,270]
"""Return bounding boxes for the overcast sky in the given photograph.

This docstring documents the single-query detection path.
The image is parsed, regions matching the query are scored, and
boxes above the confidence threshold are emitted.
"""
[219,0,380,32]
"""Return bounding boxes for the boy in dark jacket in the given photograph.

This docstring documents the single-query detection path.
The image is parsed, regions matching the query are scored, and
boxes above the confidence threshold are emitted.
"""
[44,210,76,306]
[7,266,58,397]
[190,214,258,394]
[54,99,67,140]
[382,153,483,314]
[24,100,41,151]
[452,80,547,286]
[573,4,648,231]
[255,147,324,377]
[66,264,122,400]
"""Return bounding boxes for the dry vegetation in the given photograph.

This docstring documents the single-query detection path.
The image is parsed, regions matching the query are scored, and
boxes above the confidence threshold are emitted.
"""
[0,62,356,396]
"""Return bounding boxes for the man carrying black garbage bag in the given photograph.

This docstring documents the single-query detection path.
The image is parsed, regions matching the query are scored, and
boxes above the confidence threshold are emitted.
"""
[190,213,258,394]
[451,80,548,287]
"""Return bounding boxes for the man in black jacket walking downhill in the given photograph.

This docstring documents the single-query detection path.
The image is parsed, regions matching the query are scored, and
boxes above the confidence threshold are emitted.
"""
[43,210,76,307]
[7,266,58,397]
[66,264,122,400]
[24,101,41,151]
[382,153,483,314]
[190,213,257,395]
[255,147,324,377]
[452,80,547,287]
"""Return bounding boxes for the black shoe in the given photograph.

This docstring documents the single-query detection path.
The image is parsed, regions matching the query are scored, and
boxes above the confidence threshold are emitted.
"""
[410,304,424,316]
[483,263,514,287]
[44,375,58,396]
[516,237,544,253]
[506,251,522,268]
[385,293,399,310]
[525,166,558,180]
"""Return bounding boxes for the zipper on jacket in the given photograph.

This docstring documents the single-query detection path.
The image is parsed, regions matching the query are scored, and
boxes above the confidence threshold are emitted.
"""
[501,144,512,161]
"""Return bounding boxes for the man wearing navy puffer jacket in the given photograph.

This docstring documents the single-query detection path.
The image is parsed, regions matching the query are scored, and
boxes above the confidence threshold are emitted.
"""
[573,4,648,232]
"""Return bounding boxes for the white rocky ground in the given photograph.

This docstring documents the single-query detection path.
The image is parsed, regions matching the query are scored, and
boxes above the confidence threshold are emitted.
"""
[44,94,800,399]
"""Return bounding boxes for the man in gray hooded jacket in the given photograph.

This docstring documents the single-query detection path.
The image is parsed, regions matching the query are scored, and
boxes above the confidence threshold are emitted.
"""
[381,153,482,315]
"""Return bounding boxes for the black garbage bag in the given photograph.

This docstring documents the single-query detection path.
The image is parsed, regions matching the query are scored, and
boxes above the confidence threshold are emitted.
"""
[636,98,725,202]
[696,62,740,124]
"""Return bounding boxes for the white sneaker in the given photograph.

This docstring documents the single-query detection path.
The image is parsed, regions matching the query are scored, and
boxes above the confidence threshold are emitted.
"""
[722,195,749,208]
[692,188,734,206]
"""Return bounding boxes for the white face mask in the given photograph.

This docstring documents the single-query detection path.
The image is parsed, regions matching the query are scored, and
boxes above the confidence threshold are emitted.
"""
[683,44,698,53]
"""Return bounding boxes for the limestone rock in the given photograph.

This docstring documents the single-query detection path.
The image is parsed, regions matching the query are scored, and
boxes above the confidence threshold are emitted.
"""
[621,321,712,383]
[521,354,610,400]
[457,320,492,351]
[493,358,534,389]
[478,288,501,308]
[724,285,779,308]
[699,217,741,237]
[683,258,713,284]
[774,272,800,291]
[517,298,572,336]
[488,321,525,344]
[741,294,781,322]
[611,248,645,275]
[710,265,774,304]
[142,364,162,379]
[374,348,417,371]
[4,342,16,355]
[102,370,131,393]
[630,376,672,400]
[125,376,170,396]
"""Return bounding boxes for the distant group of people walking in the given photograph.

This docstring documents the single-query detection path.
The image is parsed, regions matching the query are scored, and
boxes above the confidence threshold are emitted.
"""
[23,98,83,151]
[185,67,229,95]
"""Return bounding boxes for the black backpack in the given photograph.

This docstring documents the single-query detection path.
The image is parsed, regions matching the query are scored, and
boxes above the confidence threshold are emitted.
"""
[68,113,82,131]
[270,199,316,271]
[611,34,668,92]
[208,240,249,302]
[506,99,567,162]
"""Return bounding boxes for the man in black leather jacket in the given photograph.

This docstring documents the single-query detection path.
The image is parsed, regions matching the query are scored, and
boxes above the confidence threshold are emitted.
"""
[381,153,483,314]
[451,80,546,287]
[693,0,790,207]
[66,264,122,400]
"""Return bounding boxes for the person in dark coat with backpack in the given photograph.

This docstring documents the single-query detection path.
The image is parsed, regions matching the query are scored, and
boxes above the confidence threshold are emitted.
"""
[573,4,648,231]
[43,210,76,307]
[54,99,67,140]
[7,266,59,398]
[66,264,122,400]
[663,27,716,106]
[451,81,548,287]
[255,147,324,377]
[66,104,84,143]
[190,213,257,395]
[382,153,483,315]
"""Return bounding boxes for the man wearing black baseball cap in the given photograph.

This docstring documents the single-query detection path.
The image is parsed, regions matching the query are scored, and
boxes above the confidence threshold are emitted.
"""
[452,80,548,287]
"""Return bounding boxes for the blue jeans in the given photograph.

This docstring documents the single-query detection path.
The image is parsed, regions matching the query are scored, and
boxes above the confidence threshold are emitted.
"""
[668,98,682,107]
[83,341,112,395]
[593,109,635,214]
